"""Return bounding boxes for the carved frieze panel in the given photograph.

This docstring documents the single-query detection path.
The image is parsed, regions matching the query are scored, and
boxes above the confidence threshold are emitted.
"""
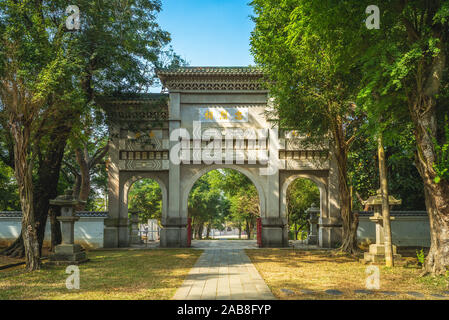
[120,151,169,161]
[119,139,169,151]
[118,160,169,171]
[284,159,330,171]
[279,150,328,160]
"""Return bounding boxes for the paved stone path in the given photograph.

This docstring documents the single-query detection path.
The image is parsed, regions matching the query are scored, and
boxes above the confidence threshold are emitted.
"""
[190,240,258,249]
[173,248,275,300]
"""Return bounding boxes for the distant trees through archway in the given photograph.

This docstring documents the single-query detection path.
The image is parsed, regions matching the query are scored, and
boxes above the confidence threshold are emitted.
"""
[286,178,320,241]
[128,178,162,224]
[187,169,260,240]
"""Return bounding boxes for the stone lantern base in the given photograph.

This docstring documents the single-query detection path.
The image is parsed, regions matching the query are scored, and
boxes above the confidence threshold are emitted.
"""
[363,244,401,263]
[49,244,88,265]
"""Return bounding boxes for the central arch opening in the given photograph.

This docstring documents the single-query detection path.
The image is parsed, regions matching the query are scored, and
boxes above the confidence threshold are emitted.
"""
[186,169,261,248]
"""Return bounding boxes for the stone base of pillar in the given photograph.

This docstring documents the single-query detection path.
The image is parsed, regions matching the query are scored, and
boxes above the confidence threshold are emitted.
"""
[49,244,88,265]
[103,219,129,248]
[160,227,188,248]
[318,218,342,248]
[118,225,129,247]
[261,225,289,248]
[130,235,141,245]
[363,244,401,263]
[103,226,118,248]
[306,234,318,245]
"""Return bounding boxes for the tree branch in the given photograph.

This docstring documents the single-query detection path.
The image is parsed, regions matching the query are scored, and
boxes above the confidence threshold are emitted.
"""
[89,144,109,169]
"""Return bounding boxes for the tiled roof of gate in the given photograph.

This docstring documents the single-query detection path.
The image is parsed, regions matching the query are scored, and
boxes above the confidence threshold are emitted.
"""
[157,66,264,77]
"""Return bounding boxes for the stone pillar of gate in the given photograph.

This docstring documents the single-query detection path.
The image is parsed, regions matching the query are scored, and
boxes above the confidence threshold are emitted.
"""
[160,92,188,247]
[318,145,343,248]
[104,126,128,248]
[261,126,289,247]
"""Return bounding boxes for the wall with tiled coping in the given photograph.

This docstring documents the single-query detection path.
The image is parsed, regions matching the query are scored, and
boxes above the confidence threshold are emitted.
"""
[357,211,430,247]
[0,212,107,249]
[0,211,431,248]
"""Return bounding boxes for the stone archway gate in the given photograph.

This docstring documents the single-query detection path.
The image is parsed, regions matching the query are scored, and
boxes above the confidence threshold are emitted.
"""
[101,67,342,248]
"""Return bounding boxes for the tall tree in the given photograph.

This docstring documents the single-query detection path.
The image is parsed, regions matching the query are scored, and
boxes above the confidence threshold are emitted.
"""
[251,0,363,253]
[0,0,181,265]
[62,0,185,209]
[0,1,84,269]
[260,0,449,273]
[354,0,449,275]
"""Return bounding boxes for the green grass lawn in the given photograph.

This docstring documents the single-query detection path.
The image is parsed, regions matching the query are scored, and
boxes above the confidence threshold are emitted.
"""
[0,249,202,300]
[246,249,449,300]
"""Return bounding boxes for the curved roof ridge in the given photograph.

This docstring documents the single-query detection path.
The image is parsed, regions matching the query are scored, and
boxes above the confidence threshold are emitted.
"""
[157,66,263,76]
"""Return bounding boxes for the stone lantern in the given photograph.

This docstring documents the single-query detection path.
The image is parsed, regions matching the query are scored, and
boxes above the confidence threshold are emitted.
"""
[129,210,141,245]
[363,189,402,263]
[306,203,320,245]
[49,189,88,264]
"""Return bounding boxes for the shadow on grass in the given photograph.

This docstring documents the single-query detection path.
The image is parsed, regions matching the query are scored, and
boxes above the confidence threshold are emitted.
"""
[245,249,449,300]
[0,249,203,300]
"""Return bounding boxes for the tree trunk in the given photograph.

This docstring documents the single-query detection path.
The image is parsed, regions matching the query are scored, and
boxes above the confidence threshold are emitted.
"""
[206,222,211,239]
[378,134,394,267]
[49,206,61,252]
[407,41,449,275]
[412,100,449,275]
[333,120,359,254]
[2,113,72,258]
[10,120,40,271]
[1,236,24,257]
[198,223,204,240]
[34,131,69,254]
[246,219,251,240]
[295,223,298,240]
[75,146,90,211]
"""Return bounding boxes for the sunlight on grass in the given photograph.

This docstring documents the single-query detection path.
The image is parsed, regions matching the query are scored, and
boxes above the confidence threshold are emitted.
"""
[0,249,202,300]
[246,249,449,300]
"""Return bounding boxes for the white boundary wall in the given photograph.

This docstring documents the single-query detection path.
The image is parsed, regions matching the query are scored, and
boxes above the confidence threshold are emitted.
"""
[0,212,107,248]
[357,211,430,247]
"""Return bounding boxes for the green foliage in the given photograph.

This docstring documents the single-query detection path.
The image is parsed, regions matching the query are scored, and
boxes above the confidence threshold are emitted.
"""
[188,170,231,237]
[0,1,184,218]
[287,178,319,238]
[128,179,162,223]
[349,129,425,211]
[416,249,425,266]
[0,161,20,210]
[251,1,445,217]
[433,117,449,184]
[186,169,259,238]
[250,0,361,144]
[209,169,260,236]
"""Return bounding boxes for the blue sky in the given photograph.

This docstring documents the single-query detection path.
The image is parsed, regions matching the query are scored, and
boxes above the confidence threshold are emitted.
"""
[157,0,256,67]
